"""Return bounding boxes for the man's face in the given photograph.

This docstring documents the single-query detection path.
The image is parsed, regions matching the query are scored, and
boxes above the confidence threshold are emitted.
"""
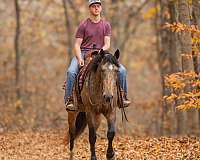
[89,3,102,16]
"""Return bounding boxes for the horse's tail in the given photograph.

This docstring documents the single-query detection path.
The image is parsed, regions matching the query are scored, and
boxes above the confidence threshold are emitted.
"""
[74,112,87,139]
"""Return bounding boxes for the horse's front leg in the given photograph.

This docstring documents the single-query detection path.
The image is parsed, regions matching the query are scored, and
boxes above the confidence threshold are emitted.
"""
[87,113,97,160]
[105,110,116,160]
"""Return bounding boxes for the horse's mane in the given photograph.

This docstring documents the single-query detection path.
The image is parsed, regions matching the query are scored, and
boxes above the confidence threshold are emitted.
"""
[89,51,120,72]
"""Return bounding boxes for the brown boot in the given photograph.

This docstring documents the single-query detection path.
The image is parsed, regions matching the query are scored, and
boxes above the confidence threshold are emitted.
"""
[123,96,131,107]
[65,97,76,111]
[120,90,131,108]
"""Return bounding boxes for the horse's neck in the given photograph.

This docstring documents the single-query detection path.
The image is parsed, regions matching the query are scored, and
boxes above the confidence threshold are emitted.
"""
[90,69,102,90]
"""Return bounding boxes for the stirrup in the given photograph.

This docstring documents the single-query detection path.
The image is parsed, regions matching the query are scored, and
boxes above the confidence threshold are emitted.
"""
[65,97,76,111]
[122,98,131,108]
[66,104,76,111]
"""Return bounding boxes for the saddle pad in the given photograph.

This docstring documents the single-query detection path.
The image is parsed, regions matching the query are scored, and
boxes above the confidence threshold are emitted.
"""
[77,64,89,92]
[76,50,99,92]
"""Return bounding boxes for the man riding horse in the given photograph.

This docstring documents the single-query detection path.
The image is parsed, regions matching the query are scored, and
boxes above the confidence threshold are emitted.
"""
[64,0,131,111]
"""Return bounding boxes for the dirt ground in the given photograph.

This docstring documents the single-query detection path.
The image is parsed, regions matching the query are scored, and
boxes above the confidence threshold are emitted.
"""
[0,129,200,160]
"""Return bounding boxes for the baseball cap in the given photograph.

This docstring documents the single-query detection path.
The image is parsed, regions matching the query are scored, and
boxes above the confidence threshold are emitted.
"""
[88,0,101,6]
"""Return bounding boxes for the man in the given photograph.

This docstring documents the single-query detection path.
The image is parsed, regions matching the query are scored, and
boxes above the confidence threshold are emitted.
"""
[64,0,131,111]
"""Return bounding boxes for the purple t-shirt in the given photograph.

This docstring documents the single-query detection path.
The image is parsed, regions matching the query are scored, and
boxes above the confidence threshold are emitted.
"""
[75,18,111,51]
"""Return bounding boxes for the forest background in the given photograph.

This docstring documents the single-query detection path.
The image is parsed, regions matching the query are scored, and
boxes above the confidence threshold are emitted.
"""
[0,0,200,137]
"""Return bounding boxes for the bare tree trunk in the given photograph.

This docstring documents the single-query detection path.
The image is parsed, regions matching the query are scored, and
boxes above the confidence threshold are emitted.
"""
[14,0,21,100]
[168,1,183,135]
[177,0,198,134]
[158,0,171,136]
[192,0,200,27]
[192,0,200,74]
[168,2,182,73]
[178,0,193,72]
[62,0,73,63]
[192,0,200,130]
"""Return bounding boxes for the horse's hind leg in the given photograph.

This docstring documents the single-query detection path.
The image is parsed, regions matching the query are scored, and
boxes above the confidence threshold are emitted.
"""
[68,112,77,152]
[105,111,116,160]
[69,127,75,151]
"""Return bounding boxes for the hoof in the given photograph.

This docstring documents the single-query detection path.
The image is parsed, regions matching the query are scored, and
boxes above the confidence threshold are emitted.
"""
[91,156,97,160]
[107,155,115,160]
[69,151,74,160]
[107,151,115,160]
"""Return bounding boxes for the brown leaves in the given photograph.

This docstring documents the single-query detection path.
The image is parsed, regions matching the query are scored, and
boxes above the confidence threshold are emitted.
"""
[164,22,200,35]
[0,130,200,160]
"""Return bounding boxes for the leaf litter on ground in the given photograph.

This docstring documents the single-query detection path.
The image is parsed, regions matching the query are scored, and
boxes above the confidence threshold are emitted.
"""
[0,129,200,160]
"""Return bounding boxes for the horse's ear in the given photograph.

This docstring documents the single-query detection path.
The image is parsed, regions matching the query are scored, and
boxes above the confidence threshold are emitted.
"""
[99,49,105,57]
[114,49,120,60]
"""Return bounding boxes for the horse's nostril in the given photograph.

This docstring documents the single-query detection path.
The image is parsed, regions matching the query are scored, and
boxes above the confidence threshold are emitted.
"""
[106,97,110,102]
[103,94,113,102]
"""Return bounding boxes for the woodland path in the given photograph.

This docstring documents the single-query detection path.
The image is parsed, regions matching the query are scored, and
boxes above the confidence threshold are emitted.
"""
[0,129,200,160]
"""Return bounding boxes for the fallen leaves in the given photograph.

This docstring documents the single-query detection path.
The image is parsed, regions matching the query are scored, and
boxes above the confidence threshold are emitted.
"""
[0,129,200,160]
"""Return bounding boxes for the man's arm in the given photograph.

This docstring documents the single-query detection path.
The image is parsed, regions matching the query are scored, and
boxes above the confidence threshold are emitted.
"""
[102,36,110,50]
[74,38,84,66]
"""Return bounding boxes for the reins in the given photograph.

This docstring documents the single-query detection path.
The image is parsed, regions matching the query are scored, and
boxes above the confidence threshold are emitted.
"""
[116,78,128,122]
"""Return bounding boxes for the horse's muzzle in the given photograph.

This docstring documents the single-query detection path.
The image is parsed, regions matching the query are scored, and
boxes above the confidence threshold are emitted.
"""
[103,94,113,103]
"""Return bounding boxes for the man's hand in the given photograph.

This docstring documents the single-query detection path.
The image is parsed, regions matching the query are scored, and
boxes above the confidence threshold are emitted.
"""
[78,58,84,67]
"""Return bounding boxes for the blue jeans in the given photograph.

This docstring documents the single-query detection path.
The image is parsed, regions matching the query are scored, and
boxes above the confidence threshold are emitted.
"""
[64,56,128,103]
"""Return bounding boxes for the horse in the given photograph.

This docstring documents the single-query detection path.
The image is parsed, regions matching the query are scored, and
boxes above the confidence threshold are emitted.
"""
[67,49,122,160]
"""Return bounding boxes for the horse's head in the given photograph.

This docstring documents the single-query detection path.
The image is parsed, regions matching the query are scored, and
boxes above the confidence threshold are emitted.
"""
[97,49,120,103]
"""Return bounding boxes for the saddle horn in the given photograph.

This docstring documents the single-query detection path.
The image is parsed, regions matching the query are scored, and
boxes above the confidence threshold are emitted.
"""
[92,44,96,49]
